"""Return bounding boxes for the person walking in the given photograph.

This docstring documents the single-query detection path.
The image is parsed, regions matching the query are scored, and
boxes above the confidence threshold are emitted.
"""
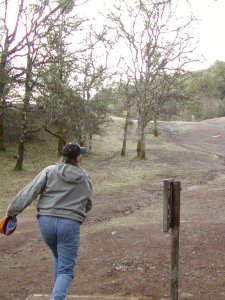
[6,142,93,300]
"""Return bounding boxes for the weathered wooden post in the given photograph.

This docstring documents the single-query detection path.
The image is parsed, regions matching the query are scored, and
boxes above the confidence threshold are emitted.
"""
[163,180,181,300]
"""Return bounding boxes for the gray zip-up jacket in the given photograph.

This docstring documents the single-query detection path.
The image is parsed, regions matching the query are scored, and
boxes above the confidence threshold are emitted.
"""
[7,163,92,223]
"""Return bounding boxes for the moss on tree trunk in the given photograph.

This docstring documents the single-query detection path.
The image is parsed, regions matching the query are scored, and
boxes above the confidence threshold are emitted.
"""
[121,112,130,156]
[0,113,6,151]
[14,110,27,171]
[137,123,146,159]
[14,141,24,171]
[137,139,141,158]
[153,113,159,137]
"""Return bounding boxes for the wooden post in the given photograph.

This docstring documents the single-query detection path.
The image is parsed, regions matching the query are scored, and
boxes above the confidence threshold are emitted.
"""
[163,180,181,300]
[170,181,181,300]
[163,180,172,233]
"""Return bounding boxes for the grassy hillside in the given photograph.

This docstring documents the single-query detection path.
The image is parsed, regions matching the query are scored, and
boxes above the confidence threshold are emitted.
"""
[0,117,166,215]
[1,116,223,218]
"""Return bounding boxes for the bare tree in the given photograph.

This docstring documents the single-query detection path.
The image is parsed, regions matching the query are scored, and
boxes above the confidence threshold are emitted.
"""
[109,0,198,158]
[118,77,136,156]
[74,29,113,147]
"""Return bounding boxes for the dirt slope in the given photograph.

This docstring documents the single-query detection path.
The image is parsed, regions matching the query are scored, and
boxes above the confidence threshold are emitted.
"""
[1,118,225,300]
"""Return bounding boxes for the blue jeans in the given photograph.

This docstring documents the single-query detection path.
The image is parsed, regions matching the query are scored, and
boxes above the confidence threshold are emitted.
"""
[38,216,80,300]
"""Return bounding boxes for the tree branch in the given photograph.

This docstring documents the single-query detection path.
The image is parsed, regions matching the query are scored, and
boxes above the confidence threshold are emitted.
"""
[43,125,67,144]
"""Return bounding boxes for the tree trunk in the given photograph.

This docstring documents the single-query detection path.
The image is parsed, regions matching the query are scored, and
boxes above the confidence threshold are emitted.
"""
[14,101,29,170]
[57,120,66,156]
[139,125,146,159]
[137,134,146,159]
[88,133,92,152]
[137,139,141,158]
[153,112,159,137]
[136,112,146,159]
[14,50,32,171]
[121,108,131,156]
[137,104,141,136]
[14,140,25,171]
[0,45,8,151]
[14,110,28,171]
[0,111,6,151]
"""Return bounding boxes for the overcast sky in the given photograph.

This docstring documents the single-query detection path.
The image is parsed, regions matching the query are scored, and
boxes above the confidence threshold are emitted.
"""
[4,0,225,71]
[79,0,225,71]
[190,0,225,69]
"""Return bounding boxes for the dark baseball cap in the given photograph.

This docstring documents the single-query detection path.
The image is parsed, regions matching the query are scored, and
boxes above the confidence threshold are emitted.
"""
[62,142,86,159]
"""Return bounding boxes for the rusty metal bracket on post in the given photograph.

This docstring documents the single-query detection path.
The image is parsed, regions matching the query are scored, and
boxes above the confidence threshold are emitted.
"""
[163,180,181,300]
